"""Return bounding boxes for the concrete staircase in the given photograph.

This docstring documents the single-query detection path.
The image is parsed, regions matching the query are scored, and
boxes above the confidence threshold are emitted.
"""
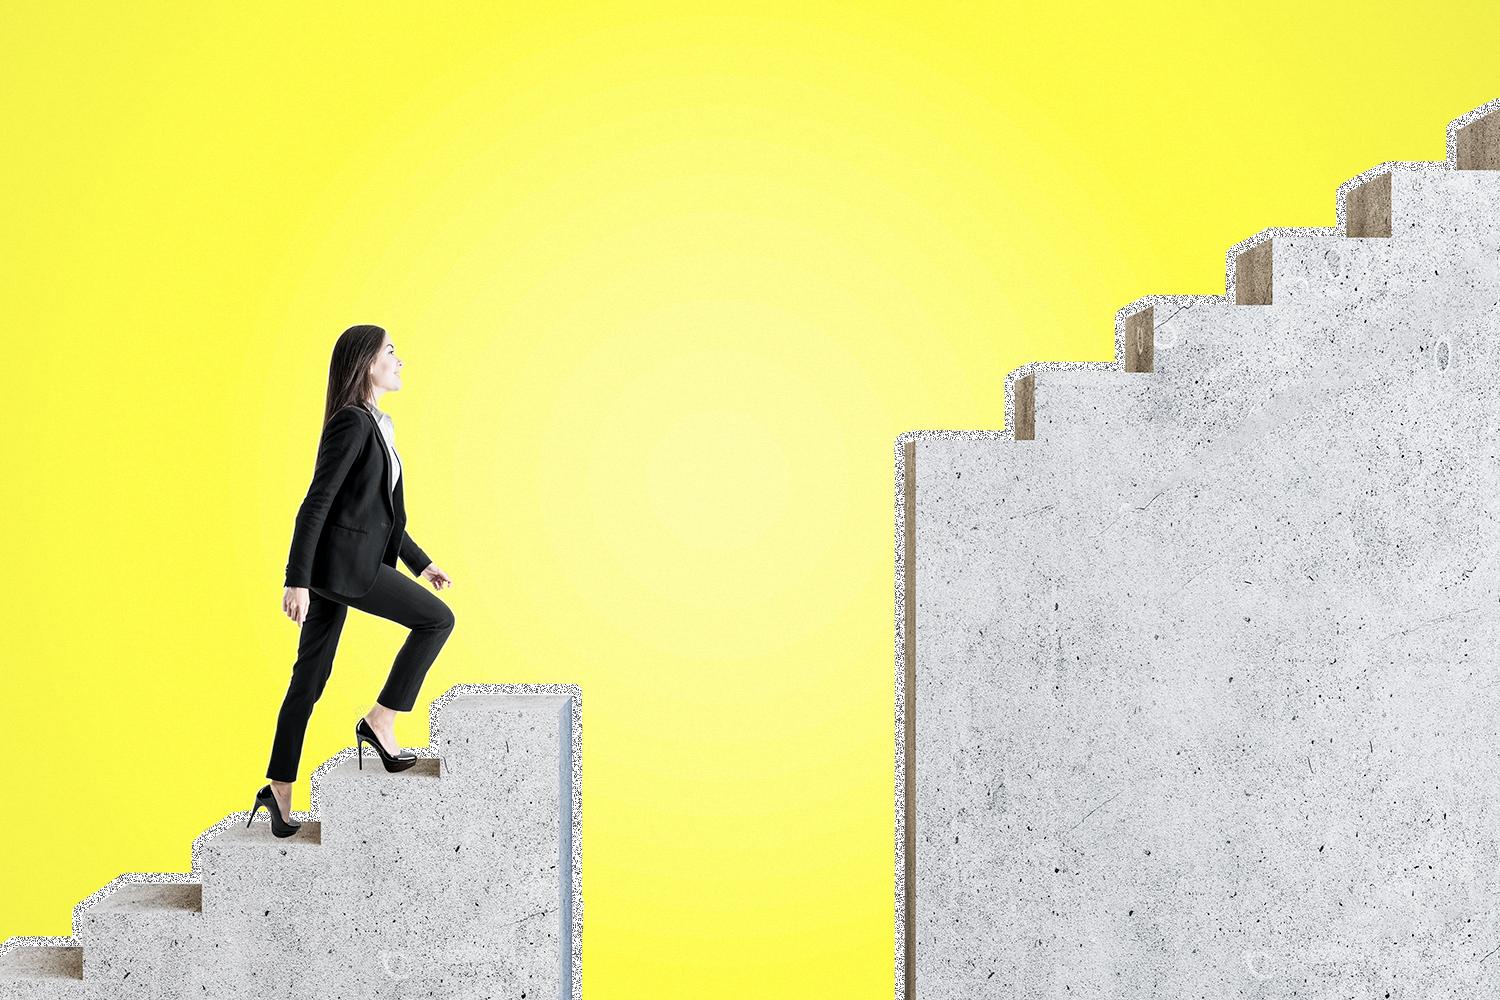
[0,684,582,999]
[897,99,1500,998]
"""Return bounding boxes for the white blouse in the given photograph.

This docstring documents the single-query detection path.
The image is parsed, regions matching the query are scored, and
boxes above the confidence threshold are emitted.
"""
[364,401,402,492]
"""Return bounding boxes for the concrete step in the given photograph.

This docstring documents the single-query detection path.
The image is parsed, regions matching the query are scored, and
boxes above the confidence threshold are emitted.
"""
[1231,232,1500,308]
[186,817,338,995]
[308,755,445,850]
[193,817,328,917]
[76,882,202,987]
[1340,163,1500,240]
[1142,293,1429,380]
[0,942,82,999]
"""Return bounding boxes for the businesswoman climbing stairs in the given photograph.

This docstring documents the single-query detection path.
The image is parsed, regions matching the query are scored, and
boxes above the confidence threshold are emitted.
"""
[249,323,456,838]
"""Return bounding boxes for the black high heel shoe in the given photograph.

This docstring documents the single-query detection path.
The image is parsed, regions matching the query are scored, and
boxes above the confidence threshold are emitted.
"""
[355,717,418,772]
[248,784,301,838]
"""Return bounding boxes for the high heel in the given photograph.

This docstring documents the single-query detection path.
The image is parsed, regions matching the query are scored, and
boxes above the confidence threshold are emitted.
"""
[247,784,301,838]
[355,717,418,773]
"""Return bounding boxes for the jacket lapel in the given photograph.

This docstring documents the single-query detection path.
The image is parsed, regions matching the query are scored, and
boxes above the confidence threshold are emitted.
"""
[360,405,396,519]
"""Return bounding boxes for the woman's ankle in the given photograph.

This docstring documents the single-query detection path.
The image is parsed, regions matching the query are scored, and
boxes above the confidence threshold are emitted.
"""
[366,704,397,727]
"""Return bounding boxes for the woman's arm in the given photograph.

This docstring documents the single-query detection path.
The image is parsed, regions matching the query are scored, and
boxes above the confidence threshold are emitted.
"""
[284,407,366,589]
[399,530,432,578]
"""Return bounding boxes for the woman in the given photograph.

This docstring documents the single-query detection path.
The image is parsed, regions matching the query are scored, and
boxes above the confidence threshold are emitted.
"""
[248,324,456,837]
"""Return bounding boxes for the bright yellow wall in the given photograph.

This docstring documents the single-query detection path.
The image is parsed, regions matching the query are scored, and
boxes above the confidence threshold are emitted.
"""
[1,1,1487,995]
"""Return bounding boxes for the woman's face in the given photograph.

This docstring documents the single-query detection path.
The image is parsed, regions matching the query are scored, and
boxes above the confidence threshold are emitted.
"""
[367,332,403,398]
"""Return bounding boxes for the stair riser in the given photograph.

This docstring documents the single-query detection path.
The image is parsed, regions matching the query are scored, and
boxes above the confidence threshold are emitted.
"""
[77,913,202,987]
[313,767,560,845]
[195,841,331,915]
[62,914,560,996]
[1268,236,1500,308]
[1387,169,1500,239]
[0,982,80,1000]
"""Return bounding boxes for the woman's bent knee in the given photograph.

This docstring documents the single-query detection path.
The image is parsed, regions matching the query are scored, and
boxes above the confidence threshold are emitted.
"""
[422,606,455,633]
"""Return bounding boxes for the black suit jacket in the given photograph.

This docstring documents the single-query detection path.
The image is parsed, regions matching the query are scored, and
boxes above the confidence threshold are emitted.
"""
[284,403,432,597]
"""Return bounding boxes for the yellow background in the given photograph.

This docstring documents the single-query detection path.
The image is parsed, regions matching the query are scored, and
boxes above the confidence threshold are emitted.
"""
[0,1,1488,995]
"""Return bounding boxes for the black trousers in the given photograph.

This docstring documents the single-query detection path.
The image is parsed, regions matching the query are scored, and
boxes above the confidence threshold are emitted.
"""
[266,562,455,782]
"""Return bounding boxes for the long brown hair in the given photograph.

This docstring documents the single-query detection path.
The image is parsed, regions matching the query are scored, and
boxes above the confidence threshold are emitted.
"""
[322,324,386,427]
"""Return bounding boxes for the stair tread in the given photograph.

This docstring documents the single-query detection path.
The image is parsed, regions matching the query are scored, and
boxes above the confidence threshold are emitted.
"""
[331,755,440,779]
[207,819,323,846]
[444,692,573,712]
[0,943,82,980]
[95,882,202,913]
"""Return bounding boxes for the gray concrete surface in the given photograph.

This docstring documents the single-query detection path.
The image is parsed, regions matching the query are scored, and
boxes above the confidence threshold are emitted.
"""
[897,98,1500,998]
[0,684,582,999]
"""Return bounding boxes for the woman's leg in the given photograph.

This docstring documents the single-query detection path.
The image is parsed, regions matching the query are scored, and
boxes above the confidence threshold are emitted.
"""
[335,563,455,752]
[266,590,349,795]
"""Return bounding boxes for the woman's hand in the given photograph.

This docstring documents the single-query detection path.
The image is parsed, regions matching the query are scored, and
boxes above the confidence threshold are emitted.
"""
[283,586,310,626]
[420,563,453,591]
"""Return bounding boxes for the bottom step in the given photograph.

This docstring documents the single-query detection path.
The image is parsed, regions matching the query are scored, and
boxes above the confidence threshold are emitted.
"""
[0,943,84,999]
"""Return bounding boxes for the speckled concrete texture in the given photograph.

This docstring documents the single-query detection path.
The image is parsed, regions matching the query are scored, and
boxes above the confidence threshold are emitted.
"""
[896,98,1500,999]
[0,684,582,999]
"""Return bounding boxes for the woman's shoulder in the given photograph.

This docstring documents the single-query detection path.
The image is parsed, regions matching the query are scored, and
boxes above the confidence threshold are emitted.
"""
[332,402,376,420]
[324,404,375,435]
